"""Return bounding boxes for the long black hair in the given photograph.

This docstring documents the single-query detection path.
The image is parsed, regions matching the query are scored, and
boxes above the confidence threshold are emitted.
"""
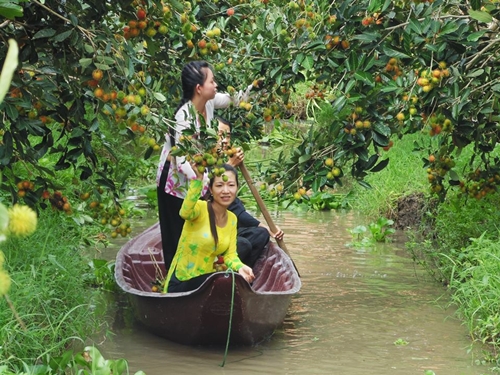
[170,61,211,140]
[207,164,239,247]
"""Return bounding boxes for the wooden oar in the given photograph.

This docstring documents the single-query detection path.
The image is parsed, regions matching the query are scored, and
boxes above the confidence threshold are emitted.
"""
[239,162,300,275]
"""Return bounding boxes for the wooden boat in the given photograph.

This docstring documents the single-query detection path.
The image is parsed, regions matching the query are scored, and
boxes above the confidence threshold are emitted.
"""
[114,223,301,346]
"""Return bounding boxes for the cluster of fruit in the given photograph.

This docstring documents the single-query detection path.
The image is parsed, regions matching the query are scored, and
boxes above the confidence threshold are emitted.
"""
[213,255,228,272]
[361,13,383,26]
[427,154,456,194]
[89,70,151,136]
[324,158,342,180]
[324,35,350,50]
[304,84,326,100]
[171,133,231,179]
[345,107,371,135]
[385,57,403,81]
[16,180,35,198]
[181,8,223,57]
[122,6,170,40]
[416,62,450,93]
[401,93,419,119]
[87,199,131,238]
[292,187,308,201]
[425,112,453,136]
[268,183,284,198]
[459,168,499,200]
[45,191,72,213]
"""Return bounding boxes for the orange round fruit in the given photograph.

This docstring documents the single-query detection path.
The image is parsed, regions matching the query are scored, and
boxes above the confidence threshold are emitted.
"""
[92,69,103,81]
[137,8,146,20]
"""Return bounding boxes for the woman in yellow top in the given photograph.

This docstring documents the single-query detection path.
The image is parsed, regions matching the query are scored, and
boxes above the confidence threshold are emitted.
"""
[164,163,255,293]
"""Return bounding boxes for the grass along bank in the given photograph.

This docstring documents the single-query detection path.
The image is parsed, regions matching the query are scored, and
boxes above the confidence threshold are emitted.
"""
[0,209,109,372]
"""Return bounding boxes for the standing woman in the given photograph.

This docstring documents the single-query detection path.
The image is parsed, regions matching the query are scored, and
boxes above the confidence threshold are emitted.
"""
[164,164,255,293]
[156,61,250,271]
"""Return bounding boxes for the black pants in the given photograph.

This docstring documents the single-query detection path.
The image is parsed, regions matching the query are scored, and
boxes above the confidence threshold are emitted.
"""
[157,161,185,272]
[237,226,270,268]
[167,269,212,293]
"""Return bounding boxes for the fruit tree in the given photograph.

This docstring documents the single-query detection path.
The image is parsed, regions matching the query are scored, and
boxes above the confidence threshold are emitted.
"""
[1,0,500,215]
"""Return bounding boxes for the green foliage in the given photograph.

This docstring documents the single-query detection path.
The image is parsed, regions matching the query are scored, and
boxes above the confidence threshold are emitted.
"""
[350,132,429,218]
[1,0,500,215]
[0,39,18,104]
[368,217,396,242]
[0,346,145,375]
[393,338,409,346]
[347,217,395,247]
[447,234,500,356]
[85,259,116,292]
[307,191,352,211]
[0,210,100,369]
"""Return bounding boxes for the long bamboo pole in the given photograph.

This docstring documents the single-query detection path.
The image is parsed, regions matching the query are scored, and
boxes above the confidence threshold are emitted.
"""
[239,163,300,275]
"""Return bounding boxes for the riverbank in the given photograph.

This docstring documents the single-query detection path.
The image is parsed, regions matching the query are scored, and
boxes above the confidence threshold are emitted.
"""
[349,133,500,366]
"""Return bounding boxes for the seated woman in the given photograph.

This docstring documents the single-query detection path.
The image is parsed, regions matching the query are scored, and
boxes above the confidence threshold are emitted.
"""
[216,116,285,268]
[164,163,255,293]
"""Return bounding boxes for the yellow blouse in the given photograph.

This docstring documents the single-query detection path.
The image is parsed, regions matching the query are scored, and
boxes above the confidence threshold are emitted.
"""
[164,179,244,291]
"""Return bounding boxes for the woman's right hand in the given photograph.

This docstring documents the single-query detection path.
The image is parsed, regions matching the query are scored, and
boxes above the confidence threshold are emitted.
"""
[191,162,204,180]
[238,265,255,283]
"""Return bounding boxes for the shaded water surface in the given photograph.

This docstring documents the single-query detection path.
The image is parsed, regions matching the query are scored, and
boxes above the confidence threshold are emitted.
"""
[101,210,491,375]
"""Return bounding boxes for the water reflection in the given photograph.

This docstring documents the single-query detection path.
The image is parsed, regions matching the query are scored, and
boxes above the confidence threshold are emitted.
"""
[100,210,491,375]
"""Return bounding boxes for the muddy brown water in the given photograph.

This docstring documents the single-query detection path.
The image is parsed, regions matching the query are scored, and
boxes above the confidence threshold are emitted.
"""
[99,210,492,375]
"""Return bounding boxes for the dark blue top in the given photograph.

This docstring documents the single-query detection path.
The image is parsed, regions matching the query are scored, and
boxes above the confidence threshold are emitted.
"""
[228,198,260,228]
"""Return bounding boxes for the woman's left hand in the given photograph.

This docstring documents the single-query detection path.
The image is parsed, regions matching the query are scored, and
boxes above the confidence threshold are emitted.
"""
[272,226,284,241]
[238,265,255,283]
[228,147,244,167]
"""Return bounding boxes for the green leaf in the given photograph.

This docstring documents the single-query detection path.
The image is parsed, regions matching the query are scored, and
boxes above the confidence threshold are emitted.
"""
[467,30,487,42]
[0,2,23,19]
[169,0,184,11]
[382,46,410,59]
[373,122,391,137]
[407,19,422,35]
[470,0,481,10]
[357,180,372,189]
[154,92,166,102]
[84,44,94,53]
[449,170,459,181]
[354,71,374,86]
[68,14,78,26]
[33,28,57,39]
[466,69,484,78]
[96,56,116,65]
[469,10,492,23]
[94,63,110,70]
[379,85,400,93]
[352,32,380,43]
[370,158,389,172]
[52,30,73,42]
[439,22,459,35]
[345,79,356,93]
[367,0,382,13]
[79,58,93,70]
[0,39,18,104]
[298,154,311,164]
[301,55,314,70]
[348,53,359,71]
[0,201,8,240]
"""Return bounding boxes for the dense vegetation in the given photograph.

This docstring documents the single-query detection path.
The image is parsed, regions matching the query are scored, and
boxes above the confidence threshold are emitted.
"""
[2,0,500,372]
